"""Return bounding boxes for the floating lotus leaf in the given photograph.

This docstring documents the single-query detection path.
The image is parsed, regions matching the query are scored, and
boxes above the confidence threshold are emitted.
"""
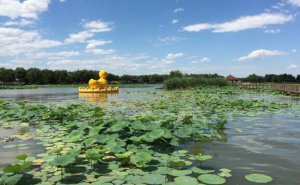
[15,154,28,161]
[194,154,212,162]
[3,162,32,174]
[130,151,152,167]
[219,168,231,173]
[115,151,134,159]
[86,148,103,161]
[191,167,215,174]
[142,174,166,184]
[245,173,273,184]
[168,159,187,168]
[50,154,76,167]
[169,169,192,176]
[218,172,232,178]
[174,176,199,185]
[198,174,226,184]
[125,175,145,184]
[50,147,63,154]
[143,128,165,142]
[0,174,23,185]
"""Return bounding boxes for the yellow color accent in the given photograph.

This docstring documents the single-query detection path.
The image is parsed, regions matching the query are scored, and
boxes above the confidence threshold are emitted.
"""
[79,69,119,94]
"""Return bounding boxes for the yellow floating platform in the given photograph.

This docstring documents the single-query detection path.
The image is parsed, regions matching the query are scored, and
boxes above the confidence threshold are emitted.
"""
[79,87,119,93]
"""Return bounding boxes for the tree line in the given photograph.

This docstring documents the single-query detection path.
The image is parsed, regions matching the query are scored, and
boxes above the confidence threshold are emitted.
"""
[1,67,298,85]
[243,74,300,83]
[0,68,224,85]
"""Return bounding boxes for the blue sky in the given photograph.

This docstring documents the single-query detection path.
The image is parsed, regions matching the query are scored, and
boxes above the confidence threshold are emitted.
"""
[0,0,299,76]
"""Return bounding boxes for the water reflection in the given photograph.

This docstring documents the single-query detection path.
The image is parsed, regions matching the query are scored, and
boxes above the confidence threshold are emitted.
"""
[79,93,121,105]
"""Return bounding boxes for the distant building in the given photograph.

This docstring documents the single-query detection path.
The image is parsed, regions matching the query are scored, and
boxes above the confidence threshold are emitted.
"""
[225,74,239,83]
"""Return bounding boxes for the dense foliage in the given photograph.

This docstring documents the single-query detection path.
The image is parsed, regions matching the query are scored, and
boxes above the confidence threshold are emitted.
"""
[0,87,288,184]
[0,67,167,85]
[163,77,229,90]
[244,73,300,83]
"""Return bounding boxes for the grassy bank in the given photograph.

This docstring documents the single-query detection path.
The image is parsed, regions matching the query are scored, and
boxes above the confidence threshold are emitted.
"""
[163,77,229,90]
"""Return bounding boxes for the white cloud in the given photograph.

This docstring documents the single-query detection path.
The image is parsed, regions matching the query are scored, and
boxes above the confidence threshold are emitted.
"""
[174,8,184,13]
[286,64,298,69]
[25,51,80,60]
[158,36,186,43]
[287,0,300,6]
[171,19,179,24]
[86,49,115,55]
[155,36,186,46]
[86,39,112,50]
[3,19,35,27]
[292,49,297,52]
[0,27,62,56]
[45,54,150,73]
[191,57,211,64]
[83,20,114,33]
[0,0,51,19]
[183,13,293,33]
[238,49,286,61]
[60,0,66,2]
[85,39,114,55]
[166,53,184,60]
[264,29,280,33]
[65,31,94,44]
[65,20,113,44]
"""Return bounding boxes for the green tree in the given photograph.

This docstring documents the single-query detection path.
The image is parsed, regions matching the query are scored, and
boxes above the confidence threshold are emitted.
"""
[15,67,27,82]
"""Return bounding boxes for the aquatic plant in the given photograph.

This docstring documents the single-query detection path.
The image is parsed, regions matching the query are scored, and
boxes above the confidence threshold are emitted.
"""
[0,87,290,184]
[163,77,229,90]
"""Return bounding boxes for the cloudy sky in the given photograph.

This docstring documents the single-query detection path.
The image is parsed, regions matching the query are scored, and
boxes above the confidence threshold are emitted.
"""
[0,0,299,76]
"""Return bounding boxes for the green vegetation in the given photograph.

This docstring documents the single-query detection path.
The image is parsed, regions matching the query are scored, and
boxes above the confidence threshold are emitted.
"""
[244,73,300,83]
[0,87,290,184]
[163,77,229,90]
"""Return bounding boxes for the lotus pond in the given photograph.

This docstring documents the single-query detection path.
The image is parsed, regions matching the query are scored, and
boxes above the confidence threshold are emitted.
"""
[0,86,300,185]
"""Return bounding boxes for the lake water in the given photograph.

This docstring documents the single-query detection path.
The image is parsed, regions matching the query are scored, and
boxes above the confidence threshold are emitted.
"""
[0,87,300,184]
[0,85,162,104]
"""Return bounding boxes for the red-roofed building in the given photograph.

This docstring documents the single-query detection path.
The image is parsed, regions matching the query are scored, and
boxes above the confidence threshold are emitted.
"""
[225,75,239,83]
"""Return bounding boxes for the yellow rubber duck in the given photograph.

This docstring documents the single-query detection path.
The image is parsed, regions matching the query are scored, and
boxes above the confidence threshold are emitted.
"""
[88,70,108,89]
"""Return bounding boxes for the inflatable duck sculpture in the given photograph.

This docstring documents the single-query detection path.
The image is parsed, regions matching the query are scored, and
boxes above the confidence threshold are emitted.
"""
[79,70,119,93]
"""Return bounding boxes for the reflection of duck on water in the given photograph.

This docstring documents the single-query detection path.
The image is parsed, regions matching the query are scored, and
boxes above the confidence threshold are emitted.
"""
[79,93,108,103]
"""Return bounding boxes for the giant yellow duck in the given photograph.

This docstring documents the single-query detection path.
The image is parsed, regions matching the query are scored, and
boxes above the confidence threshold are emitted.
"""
[78,70,119,93]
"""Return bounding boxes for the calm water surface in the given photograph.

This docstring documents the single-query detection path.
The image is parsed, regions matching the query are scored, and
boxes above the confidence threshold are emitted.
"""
[0,87,299,184]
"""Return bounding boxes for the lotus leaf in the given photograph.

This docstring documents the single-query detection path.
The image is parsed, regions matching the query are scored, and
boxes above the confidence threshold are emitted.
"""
[174,176,198,185]
[169,169,192,176]
[194,154,212,162]
[15,154,28,161]
[50,154,76,167]
[245,173,273,184]
[142,174,166,184]
[130,151,152,167]
[0,174,23,185]
[198,174,226,184]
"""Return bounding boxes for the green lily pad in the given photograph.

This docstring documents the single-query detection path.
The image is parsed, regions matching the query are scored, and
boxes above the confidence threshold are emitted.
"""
[174,176,198,185]
[194,154,212,162]
[130,151,152,166]
[245,173,273,184]
[50,154,76,167]
[142,174,166,184]
[198,174,226,184]
[169,169,192,177]
[191,167,215,174]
